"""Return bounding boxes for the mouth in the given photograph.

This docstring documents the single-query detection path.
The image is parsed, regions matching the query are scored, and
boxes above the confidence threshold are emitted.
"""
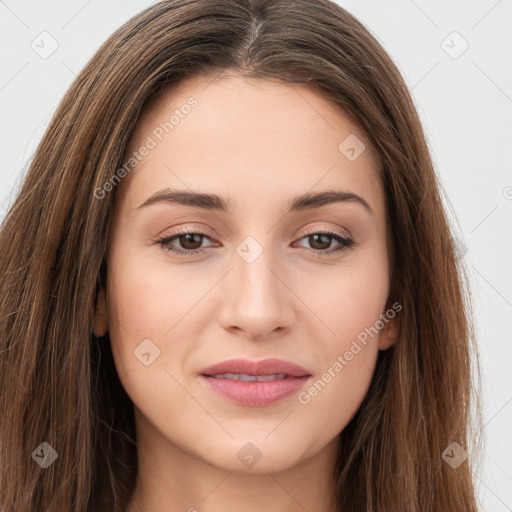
[198,358,312,407]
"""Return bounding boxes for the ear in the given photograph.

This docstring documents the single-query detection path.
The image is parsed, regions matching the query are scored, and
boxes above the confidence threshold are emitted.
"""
[378,311,400,351]
[93,288,109,337]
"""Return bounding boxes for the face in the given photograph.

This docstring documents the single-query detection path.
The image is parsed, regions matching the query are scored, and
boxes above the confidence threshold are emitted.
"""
[94,73,398,474]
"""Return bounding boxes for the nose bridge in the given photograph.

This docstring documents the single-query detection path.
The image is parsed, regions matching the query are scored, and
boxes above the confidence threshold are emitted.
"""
[234,234,282,306]
[218,234,293,338]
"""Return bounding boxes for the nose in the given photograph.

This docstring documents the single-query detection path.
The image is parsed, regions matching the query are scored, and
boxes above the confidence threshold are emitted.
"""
[217,239,295,341]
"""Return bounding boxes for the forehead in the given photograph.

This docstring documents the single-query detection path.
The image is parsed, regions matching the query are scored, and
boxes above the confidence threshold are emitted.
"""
[117,73,383,215]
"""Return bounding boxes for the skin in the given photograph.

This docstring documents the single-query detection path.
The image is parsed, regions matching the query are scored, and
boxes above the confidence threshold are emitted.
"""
[94,73,399,512]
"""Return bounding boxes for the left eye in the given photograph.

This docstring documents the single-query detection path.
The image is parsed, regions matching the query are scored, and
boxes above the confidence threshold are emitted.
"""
[295,232,354,253]
[155,229,354,257]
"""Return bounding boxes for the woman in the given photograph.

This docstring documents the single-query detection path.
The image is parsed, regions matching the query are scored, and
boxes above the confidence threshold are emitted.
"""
[0,0,482,510]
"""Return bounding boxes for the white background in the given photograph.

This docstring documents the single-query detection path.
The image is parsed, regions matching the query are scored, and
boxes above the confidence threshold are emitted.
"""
[0,1,511,510]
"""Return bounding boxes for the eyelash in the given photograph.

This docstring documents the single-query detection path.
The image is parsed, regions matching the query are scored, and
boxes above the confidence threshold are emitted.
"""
[154,226,355,258]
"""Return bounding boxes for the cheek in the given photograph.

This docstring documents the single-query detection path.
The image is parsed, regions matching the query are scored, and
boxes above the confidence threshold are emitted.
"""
[296,271,383,433]
[290,254,389,345]
[105,248,199,374]
[104,253,203,420]
[108,244,205,327]
[296,342,379,447]
[290,258,387,429]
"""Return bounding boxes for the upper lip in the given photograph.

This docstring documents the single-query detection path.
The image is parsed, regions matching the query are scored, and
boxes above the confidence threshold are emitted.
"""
[200,358,311,378]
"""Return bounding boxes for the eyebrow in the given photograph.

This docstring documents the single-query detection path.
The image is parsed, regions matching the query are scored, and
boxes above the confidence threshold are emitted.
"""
[137,188,373,214]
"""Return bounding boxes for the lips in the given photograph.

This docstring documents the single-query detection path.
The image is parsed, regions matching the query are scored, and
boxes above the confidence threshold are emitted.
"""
[198,358,312,407]
[199,358,311,378]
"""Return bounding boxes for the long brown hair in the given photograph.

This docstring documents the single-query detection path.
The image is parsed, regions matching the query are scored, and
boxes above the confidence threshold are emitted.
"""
[0,0,482,510]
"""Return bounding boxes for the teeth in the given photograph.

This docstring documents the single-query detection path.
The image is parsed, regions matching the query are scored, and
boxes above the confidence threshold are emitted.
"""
[211,373,287,381]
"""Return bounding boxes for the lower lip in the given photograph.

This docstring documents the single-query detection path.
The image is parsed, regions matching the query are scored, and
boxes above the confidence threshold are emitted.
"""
[199,375,311,406]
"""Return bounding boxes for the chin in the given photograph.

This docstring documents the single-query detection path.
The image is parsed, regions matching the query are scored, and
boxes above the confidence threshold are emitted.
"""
[197,435,308,474]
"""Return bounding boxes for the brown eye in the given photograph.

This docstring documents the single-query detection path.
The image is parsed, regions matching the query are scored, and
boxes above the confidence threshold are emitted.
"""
[176,233,204,250]
[294,230,355,256]
[307,233,333,251]
[156,230,214,256]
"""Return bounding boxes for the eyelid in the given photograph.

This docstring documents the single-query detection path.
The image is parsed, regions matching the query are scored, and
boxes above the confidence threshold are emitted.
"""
[154,223,215,239]
[300,224,351,239]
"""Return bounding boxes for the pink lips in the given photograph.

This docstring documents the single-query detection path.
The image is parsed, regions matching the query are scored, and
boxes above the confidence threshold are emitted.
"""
[199,358,312,407]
